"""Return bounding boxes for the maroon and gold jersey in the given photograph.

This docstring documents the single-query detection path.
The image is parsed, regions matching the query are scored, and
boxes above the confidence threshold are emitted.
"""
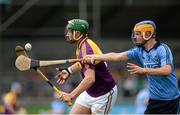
[3,92,18,114]
[76,37,115,97]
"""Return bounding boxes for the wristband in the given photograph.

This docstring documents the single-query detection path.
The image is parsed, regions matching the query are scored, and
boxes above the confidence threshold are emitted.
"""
[65,60,69,65]
[67,67,73,74]
[57,67,72,75]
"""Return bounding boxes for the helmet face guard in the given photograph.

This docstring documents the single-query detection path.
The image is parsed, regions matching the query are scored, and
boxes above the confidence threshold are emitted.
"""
[131,31,147,47]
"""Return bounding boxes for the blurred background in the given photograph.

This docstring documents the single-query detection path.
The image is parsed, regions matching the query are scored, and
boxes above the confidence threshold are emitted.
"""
[0,0,180,114]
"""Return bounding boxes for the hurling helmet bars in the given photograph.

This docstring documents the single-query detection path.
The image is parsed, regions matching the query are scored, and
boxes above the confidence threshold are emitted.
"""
[132,20,156,40]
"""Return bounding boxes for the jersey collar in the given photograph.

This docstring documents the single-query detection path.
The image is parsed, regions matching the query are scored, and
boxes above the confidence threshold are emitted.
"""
[143,40,160,53]
[77,37,87,49]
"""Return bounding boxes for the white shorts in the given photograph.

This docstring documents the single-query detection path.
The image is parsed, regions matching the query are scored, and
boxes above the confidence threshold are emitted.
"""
[75,85,118,114]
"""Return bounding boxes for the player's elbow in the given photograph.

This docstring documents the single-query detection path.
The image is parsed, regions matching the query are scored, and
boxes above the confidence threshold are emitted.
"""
[86,76,95,86]
[89,77,95,85]
[161,66,171,76]
[164,69,171,76]
[110,52,120,61]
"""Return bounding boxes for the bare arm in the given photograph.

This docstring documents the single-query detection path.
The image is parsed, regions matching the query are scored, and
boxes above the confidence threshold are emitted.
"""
[69,62,82,73]
[84,52,129,64]
[70,69,95,98]
[127,63,171,77]
[144,65,171,76]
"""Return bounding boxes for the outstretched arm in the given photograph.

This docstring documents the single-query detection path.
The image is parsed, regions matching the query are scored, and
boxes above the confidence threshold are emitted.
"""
[83,52,128,64]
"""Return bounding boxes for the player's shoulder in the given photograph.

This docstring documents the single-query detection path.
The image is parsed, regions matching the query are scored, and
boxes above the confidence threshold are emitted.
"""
[86,38,100,48]
[157,42,170,51]
[129,46,142,52]
[5,92,12,97]
[3,92,16,102]
[155,42,173,57]
[86,38,97,45]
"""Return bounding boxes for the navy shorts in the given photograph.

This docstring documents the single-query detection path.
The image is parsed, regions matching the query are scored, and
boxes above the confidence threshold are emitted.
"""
[145,96,180,114]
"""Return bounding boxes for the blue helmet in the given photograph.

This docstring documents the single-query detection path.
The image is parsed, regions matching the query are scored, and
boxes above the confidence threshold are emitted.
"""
[135,20,156,32]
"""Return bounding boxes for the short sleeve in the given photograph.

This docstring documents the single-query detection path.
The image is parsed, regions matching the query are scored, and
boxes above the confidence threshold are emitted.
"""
[126,47,139,60]
[158,45,172,66]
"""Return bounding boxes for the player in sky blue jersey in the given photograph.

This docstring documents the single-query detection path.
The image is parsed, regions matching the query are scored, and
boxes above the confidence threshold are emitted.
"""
[83,20,180,114]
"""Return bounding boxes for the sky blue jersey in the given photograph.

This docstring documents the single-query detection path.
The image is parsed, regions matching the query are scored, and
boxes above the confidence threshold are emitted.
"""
[127,42,180,100]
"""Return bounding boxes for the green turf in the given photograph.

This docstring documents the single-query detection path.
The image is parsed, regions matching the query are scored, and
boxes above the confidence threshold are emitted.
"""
[25,103,51,114]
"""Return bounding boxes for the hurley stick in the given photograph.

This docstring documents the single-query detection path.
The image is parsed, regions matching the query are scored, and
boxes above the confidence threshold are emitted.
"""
[15,46,72,106]
[15,55,82,71]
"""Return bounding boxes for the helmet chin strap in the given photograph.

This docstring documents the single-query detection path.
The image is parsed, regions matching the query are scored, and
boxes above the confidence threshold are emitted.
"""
[143,32,153,40]
[73,31,83,41]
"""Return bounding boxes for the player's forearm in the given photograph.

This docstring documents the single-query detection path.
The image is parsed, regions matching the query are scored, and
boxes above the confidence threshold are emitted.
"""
[70,77,95,98]
[144,66,171,76]
[94,52,128,62]
[93,52,118,62]
[69,62,81,73]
